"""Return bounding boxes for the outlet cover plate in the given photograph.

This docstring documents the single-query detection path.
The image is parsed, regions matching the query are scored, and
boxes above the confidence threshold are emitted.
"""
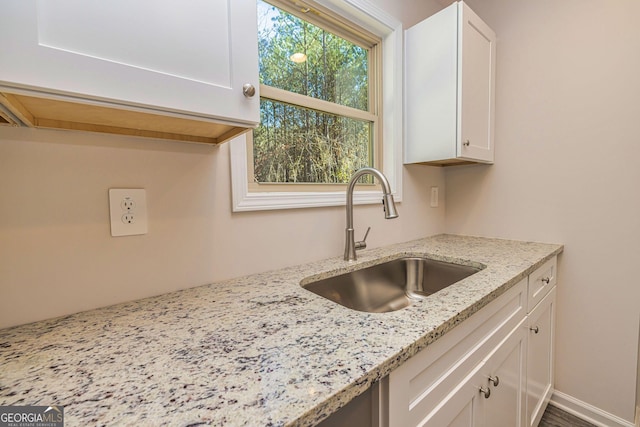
[109,188,148,237]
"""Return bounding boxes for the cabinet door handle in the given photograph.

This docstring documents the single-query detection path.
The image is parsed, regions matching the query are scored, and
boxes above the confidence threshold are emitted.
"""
[488,376,499,387]
[242,83,256,98]
[463,139,470,147]
[479,386,491,399]
[530,326,539,334]
[541,277,550,284]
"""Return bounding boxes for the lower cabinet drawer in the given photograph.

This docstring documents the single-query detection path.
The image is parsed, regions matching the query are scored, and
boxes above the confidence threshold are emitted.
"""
[527,256,557,312]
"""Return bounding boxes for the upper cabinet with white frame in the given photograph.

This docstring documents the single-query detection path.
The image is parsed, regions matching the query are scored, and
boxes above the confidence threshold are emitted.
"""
[404,1,496,166]
[0,0,259,144]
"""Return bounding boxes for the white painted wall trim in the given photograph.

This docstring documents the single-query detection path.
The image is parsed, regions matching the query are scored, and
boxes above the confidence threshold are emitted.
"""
[230,0,404,212]
[550,391,636,427]
[230,135,400,211]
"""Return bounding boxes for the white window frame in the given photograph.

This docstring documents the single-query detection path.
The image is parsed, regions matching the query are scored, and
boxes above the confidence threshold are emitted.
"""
[230,0,403,212]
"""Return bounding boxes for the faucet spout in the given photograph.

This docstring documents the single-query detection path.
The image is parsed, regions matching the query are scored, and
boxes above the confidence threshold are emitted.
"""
[344,167,398,261]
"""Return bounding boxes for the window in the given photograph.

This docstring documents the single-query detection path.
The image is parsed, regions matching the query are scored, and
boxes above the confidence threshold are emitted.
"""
[252,0,379,187]
[231,0,403,211]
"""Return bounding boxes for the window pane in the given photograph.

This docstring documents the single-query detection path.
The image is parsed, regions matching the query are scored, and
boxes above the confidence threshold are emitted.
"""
[257,0,369,111]
[254,99,373,184]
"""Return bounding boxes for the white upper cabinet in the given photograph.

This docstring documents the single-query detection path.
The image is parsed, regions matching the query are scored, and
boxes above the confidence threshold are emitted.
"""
[405,1,496,165]
[0,0,259,144]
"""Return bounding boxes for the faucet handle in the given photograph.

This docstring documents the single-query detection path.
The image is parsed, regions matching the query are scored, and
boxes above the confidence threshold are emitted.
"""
[362,226,371,242]
[355,227,371,250]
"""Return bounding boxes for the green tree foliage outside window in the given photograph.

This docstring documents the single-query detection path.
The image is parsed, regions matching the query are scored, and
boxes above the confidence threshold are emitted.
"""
[254,0,374,184]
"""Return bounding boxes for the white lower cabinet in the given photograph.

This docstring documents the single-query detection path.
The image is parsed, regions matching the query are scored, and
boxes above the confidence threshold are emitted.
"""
[419,361,486,427]
[319,256,558,427]
[483,324,527,427]
[422,323,528,427]
[526,287,556,427]
[382,256,557,427]
[386,278,527,427]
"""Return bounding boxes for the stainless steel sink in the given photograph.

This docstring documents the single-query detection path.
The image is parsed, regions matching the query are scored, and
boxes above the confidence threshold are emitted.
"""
[301,257,482,313]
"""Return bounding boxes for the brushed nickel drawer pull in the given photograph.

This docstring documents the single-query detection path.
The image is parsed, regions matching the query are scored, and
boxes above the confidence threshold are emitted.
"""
[488,376,500,387]
[479,386,491,398]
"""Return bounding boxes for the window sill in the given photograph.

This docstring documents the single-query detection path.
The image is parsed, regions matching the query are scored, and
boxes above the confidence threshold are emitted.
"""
[230,135,402,212]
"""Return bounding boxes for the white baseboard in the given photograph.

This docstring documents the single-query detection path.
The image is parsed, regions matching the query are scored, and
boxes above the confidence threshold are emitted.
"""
[549,391,635,427]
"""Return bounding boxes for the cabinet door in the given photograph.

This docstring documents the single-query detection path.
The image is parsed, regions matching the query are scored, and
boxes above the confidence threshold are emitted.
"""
[483,323,527,427]
[0,0,259,125]
[404,1,495,166]
[457,2,496,163]
[420,364,487,427]
[526,287,556,427]
[404,2,458,164]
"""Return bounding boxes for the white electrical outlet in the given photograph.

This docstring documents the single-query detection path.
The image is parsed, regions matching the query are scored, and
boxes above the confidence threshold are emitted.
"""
[109,189,148,237]
[121,199,135,211]
[121,213,135,224]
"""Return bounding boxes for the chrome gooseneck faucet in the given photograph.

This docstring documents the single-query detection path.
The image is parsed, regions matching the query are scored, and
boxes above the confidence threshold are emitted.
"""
[344,167,398,261]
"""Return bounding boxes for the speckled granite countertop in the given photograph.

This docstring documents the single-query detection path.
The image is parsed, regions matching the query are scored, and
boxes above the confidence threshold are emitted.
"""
[0,234,563,426]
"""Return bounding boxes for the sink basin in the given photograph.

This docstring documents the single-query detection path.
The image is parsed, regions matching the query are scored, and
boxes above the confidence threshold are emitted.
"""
[301,257,481,313]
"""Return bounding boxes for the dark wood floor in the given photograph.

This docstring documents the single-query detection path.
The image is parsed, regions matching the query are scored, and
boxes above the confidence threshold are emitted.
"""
[539,404,598,427]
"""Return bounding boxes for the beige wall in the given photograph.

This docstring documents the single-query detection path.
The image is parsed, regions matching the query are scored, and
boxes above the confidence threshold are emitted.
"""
[444,0,640,423]
[0,123,444,328]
